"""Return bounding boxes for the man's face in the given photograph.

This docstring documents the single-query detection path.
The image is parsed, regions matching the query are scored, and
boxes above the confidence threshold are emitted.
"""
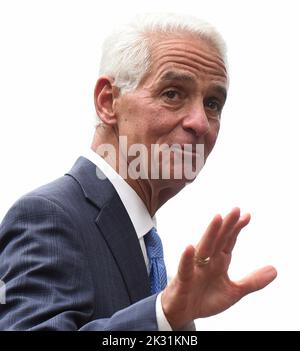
[114,34,228,183]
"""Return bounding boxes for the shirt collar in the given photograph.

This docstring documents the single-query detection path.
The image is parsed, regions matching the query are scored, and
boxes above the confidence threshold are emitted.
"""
[82,148,156,239]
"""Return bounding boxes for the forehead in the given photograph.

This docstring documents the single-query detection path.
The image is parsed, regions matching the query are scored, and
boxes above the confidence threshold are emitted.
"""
[143,35,228,88]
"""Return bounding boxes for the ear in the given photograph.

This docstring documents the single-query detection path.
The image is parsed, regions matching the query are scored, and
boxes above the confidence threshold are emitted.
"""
[94,76,119,126]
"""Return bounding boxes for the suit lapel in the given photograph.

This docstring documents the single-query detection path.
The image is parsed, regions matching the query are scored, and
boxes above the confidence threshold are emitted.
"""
[66,157,150,303]
[95,194,150,303]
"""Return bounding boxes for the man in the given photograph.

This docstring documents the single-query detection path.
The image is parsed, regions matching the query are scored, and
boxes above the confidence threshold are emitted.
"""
[0,13,277,330]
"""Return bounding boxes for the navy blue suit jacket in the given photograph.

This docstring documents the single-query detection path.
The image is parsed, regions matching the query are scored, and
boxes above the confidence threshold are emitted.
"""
[0,157,158,330]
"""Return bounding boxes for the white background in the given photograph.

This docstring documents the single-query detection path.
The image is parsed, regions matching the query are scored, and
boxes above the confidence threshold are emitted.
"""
[0,0,299,330]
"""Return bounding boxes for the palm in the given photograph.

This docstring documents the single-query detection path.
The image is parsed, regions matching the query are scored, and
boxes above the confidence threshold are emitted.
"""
[162,208,277,329]
[189,253,236,317]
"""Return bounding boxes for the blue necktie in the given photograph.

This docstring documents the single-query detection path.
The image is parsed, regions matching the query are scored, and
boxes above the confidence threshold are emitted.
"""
[144,227,167,294]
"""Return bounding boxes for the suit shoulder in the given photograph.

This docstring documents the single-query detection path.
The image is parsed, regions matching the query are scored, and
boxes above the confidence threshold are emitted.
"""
[27,174,82,204]
[0,174,84,227]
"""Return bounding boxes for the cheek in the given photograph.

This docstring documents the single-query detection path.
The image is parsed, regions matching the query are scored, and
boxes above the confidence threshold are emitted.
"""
[205,124,220,154]
[138,106,170,137]
[117,94,178,142]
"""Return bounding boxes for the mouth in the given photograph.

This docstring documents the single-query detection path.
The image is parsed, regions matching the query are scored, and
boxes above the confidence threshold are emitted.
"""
[169,144,204,156]
[149,143,205,181]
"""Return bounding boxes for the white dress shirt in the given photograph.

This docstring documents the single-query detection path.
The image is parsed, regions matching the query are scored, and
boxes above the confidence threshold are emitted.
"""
[82,149,172,331]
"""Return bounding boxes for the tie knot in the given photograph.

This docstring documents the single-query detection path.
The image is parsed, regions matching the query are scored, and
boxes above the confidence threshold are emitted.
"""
[144,227,164,259]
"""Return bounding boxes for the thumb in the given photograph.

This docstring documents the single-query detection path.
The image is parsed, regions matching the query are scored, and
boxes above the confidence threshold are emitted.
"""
[236,265,277,296]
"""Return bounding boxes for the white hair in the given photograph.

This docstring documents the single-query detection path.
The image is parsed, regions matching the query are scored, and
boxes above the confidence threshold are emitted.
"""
[96,13,227,125]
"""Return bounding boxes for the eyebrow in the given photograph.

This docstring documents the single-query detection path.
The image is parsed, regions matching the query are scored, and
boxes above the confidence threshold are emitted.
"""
[160,71,196,83]
[159,70,227,101]
[212,85,227,101]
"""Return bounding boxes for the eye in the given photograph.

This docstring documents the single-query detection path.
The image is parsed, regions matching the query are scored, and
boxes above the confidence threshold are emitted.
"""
[205,98,221,112]
[162,89,181,101]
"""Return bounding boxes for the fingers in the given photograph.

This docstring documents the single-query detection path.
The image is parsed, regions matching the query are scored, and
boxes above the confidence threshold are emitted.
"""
[222,213,251,254]
[211,207,241,256]
[236,265,277,296]
[195,208,250,260]
[195,214,223,258]
[177,245,196,283]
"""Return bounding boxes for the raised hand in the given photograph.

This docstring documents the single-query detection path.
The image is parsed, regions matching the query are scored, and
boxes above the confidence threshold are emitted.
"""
[161,208,277,330]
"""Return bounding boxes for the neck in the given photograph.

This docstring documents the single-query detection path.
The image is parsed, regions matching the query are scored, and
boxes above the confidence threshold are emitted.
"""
[91,126,186,216]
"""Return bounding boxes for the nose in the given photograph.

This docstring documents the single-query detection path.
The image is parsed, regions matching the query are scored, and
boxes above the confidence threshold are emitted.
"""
[182,104,210,137]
